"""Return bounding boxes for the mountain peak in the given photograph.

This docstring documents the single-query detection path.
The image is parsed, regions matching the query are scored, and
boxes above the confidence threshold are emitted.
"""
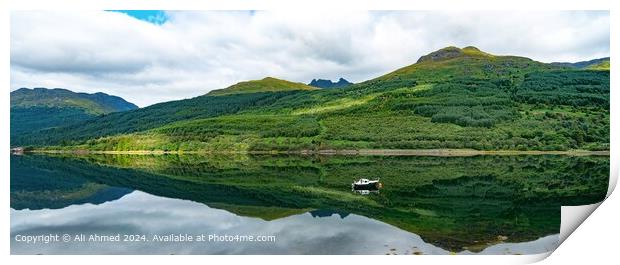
[462,46,481,52]
[208,77,317,96]
[416,46,492,63]
[308,78,353,89]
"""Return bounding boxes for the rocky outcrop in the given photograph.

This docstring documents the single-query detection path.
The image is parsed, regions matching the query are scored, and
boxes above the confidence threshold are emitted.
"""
[308,78,353,89]
[416,46,488,64]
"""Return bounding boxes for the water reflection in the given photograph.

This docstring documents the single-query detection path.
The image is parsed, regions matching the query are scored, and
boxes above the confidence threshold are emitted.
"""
[11,191,559,255]
[10,154,608,254]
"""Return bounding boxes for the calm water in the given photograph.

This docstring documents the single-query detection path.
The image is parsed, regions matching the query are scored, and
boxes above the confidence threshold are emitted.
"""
[10,154,609,255]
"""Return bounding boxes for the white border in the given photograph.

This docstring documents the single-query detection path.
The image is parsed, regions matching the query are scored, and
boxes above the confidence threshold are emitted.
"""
[1,1,616,264]
[2,0,615,11]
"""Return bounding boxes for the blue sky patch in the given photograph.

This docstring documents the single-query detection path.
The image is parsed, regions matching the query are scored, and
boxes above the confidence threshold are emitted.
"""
[108,10,168,25]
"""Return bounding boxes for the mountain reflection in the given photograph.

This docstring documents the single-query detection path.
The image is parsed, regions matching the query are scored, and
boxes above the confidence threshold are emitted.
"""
[10,154,608,254]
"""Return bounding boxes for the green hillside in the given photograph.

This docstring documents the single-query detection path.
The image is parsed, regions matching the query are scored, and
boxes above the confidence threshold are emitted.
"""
[586,59,610,71]
[12,47,610,152]
[208,77,317,96]
[552,57,610,70]
[12,91,300,147]
[11,87,137,114]
[10,88,138,138]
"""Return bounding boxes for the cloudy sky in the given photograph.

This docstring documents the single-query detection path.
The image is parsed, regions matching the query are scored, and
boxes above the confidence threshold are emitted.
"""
[11,11,609,107]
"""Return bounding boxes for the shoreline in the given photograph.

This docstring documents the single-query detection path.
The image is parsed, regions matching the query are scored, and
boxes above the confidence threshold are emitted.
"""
[22,148,610,157]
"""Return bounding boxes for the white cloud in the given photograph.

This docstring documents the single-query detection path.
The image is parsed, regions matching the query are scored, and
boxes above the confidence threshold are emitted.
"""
[10,11,609,107]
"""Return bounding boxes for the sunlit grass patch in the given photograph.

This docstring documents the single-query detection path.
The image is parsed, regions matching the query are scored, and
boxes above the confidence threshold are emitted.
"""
[292,94,377,115]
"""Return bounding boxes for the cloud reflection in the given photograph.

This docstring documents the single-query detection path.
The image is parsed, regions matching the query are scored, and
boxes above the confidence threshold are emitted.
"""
[11,191,559,255]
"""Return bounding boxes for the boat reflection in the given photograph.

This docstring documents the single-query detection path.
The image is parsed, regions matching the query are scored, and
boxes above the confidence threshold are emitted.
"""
[353,189,379,195]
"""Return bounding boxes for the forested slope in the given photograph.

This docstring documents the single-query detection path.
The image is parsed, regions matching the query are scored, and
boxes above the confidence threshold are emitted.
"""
[13,47,610,152]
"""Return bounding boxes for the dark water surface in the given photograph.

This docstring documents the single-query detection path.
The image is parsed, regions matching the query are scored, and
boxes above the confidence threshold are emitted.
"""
[10,154,609,254]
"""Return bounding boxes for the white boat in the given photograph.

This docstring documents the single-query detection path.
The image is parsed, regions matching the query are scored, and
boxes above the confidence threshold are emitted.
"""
[351,178,382,190]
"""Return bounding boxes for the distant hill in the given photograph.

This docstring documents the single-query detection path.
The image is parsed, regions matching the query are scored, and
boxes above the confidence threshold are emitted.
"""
[11,88,137,139]
[208,77,317,96]
[308,78,353,89]
[585,59,610,71]
[12,46,610,152]
[551,57,610,70]
[11,87,137,114]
